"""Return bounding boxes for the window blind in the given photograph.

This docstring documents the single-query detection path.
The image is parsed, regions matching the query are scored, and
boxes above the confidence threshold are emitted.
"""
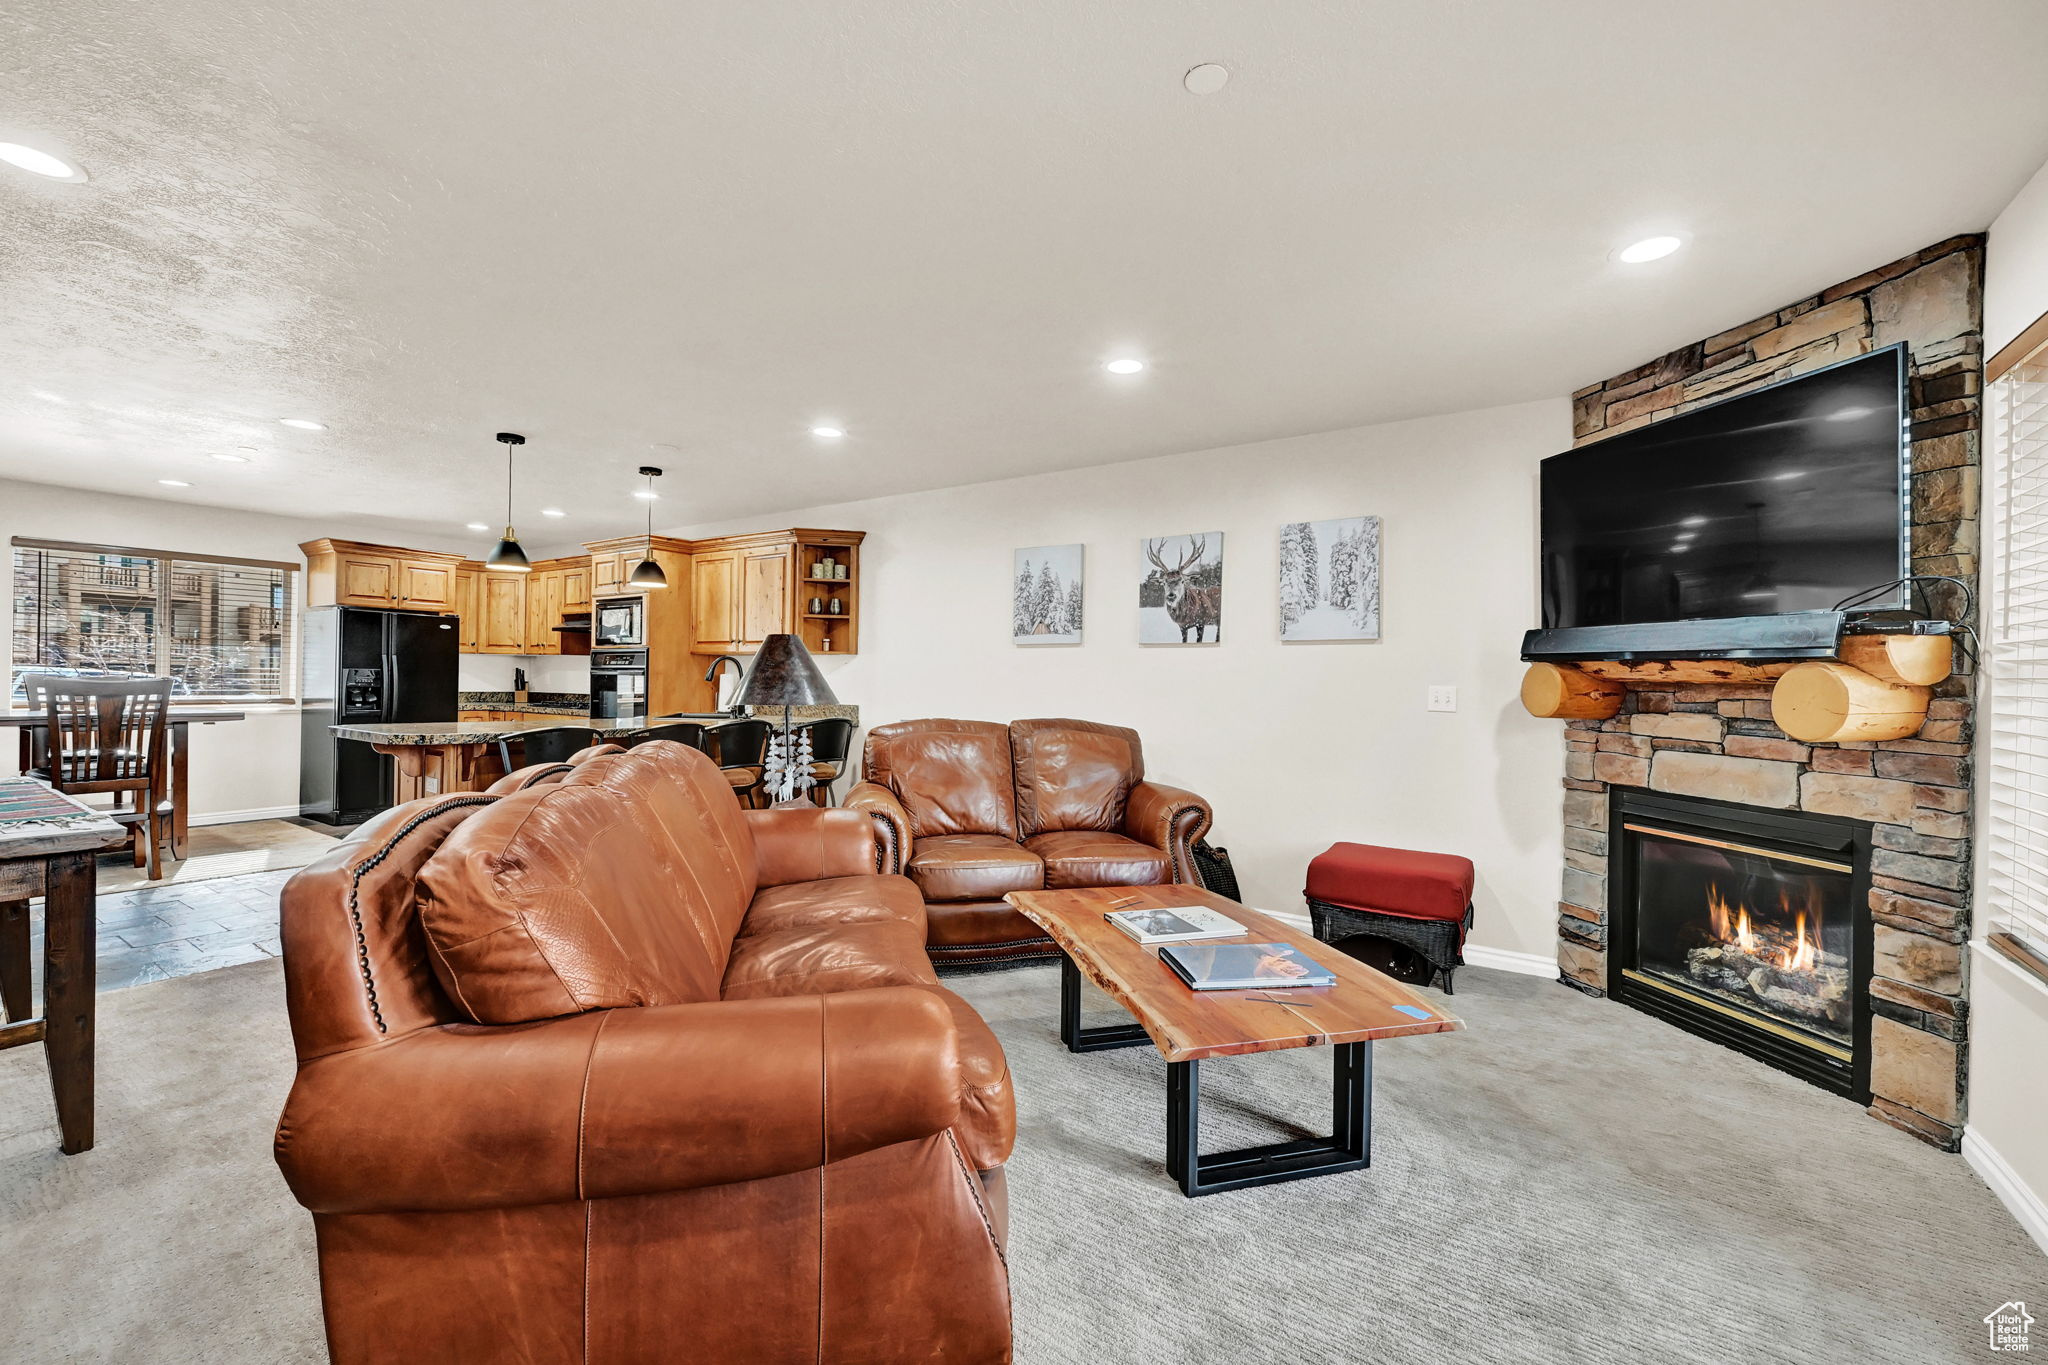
[1985,352,2048,963]
[9,541,296,702]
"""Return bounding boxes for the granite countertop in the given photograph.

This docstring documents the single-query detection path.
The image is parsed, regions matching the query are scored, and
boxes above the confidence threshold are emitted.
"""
[337,704,859,745]
[459,691,591,716]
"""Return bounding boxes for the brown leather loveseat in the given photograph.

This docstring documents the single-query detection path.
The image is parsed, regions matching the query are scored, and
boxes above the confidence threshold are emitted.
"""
[273,741,1014,1365]
[844,718,1213,968]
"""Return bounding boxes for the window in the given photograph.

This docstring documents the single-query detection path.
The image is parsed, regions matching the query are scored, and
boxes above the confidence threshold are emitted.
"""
[1985,351,2048,979]
[9,539,296,702]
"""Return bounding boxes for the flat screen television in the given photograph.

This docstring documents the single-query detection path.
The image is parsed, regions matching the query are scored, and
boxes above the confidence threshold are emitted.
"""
[1540,345,1909,630]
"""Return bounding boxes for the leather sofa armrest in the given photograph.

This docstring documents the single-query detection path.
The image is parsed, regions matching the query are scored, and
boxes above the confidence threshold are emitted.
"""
[1124,780,1213,884]
[843,782,911,875]
[745,807,882,887]
[275,987,961,1215]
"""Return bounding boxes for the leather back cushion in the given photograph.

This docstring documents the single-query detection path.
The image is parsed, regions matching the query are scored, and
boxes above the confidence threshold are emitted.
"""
[863,719,1018,839]
[416,743,758,1023]
[1010,718,1144,836]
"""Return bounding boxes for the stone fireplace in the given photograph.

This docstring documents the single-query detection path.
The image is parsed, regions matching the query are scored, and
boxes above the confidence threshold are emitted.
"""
[1554,235,1980,1149]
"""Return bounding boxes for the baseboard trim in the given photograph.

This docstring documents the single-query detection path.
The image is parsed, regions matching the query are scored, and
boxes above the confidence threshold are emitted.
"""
[188,805,303,828]
[1462,944,1560,978]
[1267,908,1313,932]
[1963,1128,2048,1257]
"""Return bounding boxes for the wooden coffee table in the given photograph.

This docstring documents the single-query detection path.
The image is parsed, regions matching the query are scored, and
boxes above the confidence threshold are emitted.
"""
[1005,884,1463,1197]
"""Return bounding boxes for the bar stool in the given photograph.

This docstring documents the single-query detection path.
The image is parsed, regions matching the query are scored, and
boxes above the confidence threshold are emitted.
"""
[798,718,855,805]
[707,719,771,808]
[630,723,710,753]
[495,727,594,776]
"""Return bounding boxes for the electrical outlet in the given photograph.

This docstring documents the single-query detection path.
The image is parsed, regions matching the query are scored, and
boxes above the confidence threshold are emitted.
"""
[1427,685,1458,713]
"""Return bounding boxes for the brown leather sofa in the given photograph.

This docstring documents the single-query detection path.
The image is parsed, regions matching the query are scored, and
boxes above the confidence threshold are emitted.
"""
[844,718,1213,968]
[273,741,1014,1365]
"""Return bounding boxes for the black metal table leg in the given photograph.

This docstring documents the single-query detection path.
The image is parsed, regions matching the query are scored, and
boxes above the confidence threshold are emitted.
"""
[1165,1041,1372,1197]
[1058,952,1151,1053]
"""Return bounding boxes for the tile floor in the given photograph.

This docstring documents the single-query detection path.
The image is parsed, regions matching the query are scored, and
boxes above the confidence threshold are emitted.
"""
[26,867,301,997]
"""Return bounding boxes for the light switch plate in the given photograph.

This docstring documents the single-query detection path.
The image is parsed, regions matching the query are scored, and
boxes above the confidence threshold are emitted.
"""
[1427,685,1458,713]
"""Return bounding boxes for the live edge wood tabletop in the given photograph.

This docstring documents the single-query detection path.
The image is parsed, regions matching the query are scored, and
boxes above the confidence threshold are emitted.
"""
[1003,884,1464,1062]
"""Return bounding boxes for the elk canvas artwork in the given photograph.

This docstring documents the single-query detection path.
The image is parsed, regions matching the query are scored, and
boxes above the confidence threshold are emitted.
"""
[1279,515,1380,641]
[1139,532,1224,644]
[1013,544,1085,644]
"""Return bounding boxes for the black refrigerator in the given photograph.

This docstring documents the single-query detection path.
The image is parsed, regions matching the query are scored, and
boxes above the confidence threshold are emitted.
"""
[299,606,460,825]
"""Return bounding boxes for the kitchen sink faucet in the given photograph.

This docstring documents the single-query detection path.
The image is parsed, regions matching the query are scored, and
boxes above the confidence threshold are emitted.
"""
[703,655,747,715]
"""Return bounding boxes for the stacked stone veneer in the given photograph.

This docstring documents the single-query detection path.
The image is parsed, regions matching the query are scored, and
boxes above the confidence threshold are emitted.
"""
[1558,235,1982,1150]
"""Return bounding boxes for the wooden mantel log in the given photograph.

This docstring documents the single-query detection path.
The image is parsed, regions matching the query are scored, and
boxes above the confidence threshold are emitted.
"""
[1769,662,1931,743]
[1837,634,1953,688]
[1572,658,1796,685]
[1519,663,1625,720]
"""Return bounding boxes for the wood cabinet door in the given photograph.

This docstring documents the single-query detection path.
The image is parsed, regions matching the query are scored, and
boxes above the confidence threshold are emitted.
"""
[400,559,457,611]
[455,570,480,651]
[560,565,591,609]
[738,548,791,650]
[337,554,398,607]
[593,553,626,596]
[481,573,526,653]
[693,551,738,651]
[524,569,562,654]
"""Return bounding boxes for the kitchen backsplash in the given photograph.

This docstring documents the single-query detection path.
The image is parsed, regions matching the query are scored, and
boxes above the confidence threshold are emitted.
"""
[457,652,592,695]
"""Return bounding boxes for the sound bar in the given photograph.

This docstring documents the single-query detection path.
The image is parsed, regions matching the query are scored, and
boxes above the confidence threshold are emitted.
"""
[1519,612,1847,663]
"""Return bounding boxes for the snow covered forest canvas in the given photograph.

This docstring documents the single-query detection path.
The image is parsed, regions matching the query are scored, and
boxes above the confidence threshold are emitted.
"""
[1278,516,1380,641]
[1013,544,1084,644]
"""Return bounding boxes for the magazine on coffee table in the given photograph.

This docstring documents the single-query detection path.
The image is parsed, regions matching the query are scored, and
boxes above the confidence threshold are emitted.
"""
[1104,905,1246,945]
[1159,941,1336,991]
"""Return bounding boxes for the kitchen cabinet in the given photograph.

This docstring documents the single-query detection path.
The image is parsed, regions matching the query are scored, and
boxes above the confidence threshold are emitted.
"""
[525,567,563,653]
[738,548,791,651]
[302,540,471,615]
[683,529,862,656]
[691,551,738,653]
[455,569,480,652]
[479,573,526,653]
[561,565,591,609]
[592,552,629,596]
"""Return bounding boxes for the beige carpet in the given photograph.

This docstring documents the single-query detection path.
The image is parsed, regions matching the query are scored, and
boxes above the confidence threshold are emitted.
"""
[2,958,2042,1364]
[96,820,340,894]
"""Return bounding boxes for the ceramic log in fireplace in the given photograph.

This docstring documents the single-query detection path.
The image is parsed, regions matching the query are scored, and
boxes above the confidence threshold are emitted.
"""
[1608,789,1874,1100]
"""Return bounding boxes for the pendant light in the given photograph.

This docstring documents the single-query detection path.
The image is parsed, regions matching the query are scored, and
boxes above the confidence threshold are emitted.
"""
[629,465,668,588]
[486,432,531,572]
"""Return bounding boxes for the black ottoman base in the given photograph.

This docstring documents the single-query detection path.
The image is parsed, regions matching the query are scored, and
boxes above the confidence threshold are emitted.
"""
[1307,897,1473,994]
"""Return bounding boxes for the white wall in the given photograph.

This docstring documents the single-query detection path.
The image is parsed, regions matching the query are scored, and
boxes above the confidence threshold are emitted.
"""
[681,399,1570,960]
[1967,153,2048,1254]
[0,478,471,820]
[1988,154,2048,354]
[456,653,590,696]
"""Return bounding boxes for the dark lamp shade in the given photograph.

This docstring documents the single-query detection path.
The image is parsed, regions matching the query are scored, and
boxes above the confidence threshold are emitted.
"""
[733,633,838,707]
[486,534,531,571]
[628,556,668,588]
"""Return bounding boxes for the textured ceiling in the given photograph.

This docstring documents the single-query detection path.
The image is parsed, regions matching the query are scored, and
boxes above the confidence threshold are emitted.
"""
[3,0,2047,546]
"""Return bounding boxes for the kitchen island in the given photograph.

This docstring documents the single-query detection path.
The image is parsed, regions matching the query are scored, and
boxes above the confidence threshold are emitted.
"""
[333,706,858,804]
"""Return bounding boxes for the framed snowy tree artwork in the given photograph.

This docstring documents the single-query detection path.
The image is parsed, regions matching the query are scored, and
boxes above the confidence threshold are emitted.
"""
[1278,516,1380,641]
[1013,544,1085,644]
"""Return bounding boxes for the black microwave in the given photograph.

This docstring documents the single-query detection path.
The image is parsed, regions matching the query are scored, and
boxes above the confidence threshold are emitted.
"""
[593,596,645,647]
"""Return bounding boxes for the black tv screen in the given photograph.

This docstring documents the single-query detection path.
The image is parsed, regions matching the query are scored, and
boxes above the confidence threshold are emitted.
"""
[1541,346,1908,629]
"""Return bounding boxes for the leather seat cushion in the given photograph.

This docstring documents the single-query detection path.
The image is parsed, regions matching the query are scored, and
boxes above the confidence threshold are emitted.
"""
[741,874,925,938]
[932,987,1016,1170]
[863,719,1019,839]
[907,835,1044,903]
[924,901,1051,949]
[1024,829,1170,890]
[721,922,938,1000]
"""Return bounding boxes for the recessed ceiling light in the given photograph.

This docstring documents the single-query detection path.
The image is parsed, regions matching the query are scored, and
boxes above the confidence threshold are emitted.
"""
[1105,358,1146,375]
[1184,63,1229,95]
[633,489,660,501]
[465,522,489,531]
[1674,531,1697,540]
[1680,515,1708,527]
[1669,543,1691,553]
[158,479,191,488]
[540,507,566,517]
[278,418,326,431]
[1772,470,1805,481]
[212,452,249,463]
[810,425,846,440]
[0,142,86,182]
[1617,235,1684,264]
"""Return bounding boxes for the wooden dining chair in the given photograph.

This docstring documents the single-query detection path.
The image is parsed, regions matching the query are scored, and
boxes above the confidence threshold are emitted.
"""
[37,675,177,880]
[15,674,54,777]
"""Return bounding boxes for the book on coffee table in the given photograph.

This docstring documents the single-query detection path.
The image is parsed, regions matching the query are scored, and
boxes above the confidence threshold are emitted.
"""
[1104,904,1246,945]
[1160,941,1336,991]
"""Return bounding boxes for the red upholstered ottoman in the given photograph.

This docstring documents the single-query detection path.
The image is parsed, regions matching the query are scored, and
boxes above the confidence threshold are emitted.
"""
[1304,842,1476,993]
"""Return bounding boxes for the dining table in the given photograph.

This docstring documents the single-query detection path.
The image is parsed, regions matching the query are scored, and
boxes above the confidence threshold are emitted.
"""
[1,707,248,847]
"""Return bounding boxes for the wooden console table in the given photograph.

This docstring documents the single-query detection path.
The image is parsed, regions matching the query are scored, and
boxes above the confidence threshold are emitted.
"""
[0,780,125,1154]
